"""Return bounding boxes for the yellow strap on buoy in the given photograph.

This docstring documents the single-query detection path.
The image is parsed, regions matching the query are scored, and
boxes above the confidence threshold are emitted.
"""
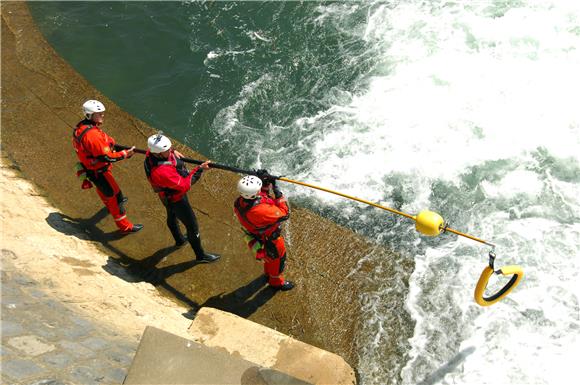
[474,264,524,306]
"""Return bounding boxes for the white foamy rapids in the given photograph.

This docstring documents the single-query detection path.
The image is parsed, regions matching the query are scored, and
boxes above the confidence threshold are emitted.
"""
[340,2,580,385]
[402,215,580,385]
[215,1,580,384]
[302,1,580,199]
[296,2,580,385]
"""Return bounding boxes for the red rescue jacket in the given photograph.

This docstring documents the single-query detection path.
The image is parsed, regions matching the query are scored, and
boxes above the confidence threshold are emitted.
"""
[72,119,127,171]
[144,150,203,203]
[234,193,289,240]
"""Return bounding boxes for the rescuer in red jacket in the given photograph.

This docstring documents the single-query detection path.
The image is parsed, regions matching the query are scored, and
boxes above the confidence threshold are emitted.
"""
[72,100,142,233]
[144,133,220,263]
[234,175,294,291]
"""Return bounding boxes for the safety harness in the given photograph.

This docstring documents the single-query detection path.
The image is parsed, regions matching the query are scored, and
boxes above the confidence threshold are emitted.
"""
[144,155,179,201]
[234,197,283,241]
[72,120,117,172]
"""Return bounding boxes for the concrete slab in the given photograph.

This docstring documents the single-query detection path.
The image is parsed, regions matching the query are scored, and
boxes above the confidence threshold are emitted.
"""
[188,308,356,385]
[124,326,311,385]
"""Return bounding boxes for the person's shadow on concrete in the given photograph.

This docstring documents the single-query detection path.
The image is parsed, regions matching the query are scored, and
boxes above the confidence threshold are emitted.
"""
[46,209,126,242]
[201,275,278,318]
[45,209,200,311]
[107,245,207,286]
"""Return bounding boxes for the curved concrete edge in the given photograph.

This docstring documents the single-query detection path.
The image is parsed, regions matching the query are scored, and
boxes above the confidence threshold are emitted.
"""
[188,308,356,385]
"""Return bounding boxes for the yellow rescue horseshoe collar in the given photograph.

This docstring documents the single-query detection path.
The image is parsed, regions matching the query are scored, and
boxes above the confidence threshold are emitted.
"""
[474,252,524,306]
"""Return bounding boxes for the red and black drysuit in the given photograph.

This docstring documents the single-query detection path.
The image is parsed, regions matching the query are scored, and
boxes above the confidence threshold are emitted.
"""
[72,119,134,232]
[144,149,207,258]
[234,190,290,287]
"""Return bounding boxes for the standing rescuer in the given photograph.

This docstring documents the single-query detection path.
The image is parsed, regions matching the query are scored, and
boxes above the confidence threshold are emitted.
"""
[234,174,294,291]
[144,133,220,263]
[72,100,143,233]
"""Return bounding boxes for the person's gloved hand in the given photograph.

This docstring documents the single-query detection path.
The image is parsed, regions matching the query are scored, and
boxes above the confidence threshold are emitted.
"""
[124,146,136,158]
[273,184,283,199]
[81,179,93,190]
[256,169,273,184]
[256,249,266,260]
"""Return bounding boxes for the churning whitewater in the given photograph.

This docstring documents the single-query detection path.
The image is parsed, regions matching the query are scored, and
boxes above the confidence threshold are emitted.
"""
[214,2,580,384]
[30,1,580,384]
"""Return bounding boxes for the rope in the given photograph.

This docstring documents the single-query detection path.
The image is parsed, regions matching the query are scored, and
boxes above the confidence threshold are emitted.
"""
[115,143,495,248]
[279,177,495,247]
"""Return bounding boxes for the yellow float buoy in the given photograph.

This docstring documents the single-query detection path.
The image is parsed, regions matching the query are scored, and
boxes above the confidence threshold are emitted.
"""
[415,210,445,236]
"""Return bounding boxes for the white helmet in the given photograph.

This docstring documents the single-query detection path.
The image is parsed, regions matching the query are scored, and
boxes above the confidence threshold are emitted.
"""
[147,133,172,153]
[82,100,105,119]
[238,175,262,199]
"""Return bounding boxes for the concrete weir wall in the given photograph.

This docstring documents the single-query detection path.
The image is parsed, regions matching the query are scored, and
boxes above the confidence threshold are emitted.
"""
[188,308,355,384]
[124,309,355,384]
[1,1,403,371]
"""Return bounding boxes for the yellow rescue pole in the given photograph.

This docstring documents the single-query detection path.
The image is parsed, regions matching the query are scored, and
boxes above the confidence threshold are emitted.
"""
[278,176,522,307]
[279,177,415,220]
[279,177,494,246]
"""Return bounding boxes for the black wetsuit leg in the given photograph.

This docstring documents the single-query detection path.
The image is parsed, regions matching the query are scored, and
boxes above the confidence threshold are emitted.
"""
[168,195,205,258]
[164,200,185,244]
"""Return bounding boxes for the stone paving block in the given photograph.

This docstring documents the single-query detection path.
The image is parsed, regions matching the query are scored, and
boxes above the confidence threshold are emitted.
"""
[1,282,22,296]
[69,365,107,385]
[34,325,59,342]
[30,289,48,298]
[114,341,139,356]
[14,275,38,286]
[0,344,15,357]
[29,379,69,385]
[58,340,96,358]
[2,358,45,381]
[1,298,20,309]
[79,336,109,351]
[105,347,135,367]
[1,320,25,336]
[25,309,68,328]
[43,299,65,311]
[41,351,75,369]
[60,322,93,339]
[90,356,126,375]
[70,315,94,330]
[8,335,56,356]
[104,367,127,384]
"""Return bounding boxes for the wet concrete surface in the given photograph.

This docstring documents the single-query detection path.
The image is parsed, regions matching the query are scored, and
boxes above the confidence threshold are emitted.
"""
[1,2,412,368]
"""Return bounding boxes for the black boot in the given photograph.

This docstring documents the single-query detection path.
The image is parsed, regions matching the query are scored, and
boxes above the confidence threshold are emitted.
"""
[124,224,143,233]
[274,281,294,291]
[196,253,221,263]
